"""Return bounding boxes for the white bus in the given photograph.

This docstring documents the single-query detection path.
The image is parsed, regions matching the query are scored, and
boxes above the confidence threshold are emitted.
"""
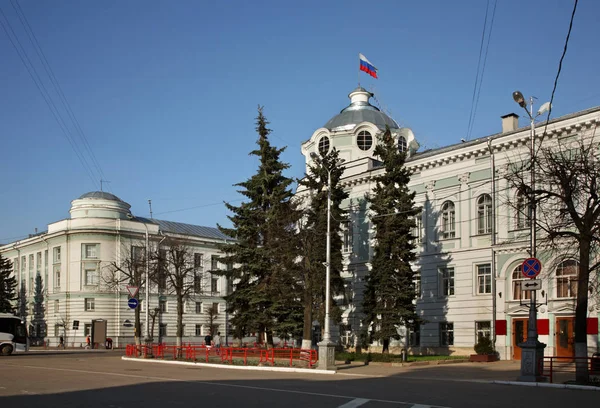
[0,313,28,356]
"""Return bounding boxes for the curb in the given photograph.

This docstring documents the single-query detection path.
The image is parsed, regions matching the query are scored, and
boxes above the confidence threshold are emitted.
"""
[121,356,337,375]
[335,359,470,367]
[493,380,600,392]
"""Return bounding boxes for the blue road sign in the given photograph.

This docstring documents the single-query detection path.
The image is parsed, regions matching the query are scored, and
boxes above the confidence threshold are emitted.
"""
[128,298,139,309]
[522,257,542,278]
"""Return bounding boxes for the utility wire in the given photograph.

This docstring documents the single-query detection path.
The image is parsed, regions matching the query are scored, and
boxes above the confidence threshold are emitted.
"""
[537,0,578,152]
[11,0,108,189]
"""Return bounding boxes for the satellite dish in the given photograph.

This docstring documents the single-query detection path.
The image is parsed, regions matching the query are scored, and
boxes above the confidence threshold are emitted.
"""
[537,102,551,116]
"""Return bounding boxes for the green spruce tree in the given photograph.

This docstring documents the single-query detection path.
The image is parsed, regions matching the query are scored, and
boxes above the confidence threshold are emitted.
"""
[218,107,302,346]
[298,148,348,347]
[362,127,419,353]
[0,255,17,314]
[17,281,28,320]
[32,274,46,342]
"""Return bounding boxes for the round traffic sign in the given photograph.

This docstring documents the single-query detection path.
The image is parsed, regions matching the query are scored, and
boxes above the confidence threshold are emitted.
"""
[128,298,139,309]
[522,257,542,278]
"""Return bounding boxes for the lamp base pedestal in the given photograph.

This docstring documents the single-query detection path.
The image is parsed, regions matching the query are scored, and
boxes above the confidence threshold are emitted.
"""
[517,340,547,382]
[317,341,336,371]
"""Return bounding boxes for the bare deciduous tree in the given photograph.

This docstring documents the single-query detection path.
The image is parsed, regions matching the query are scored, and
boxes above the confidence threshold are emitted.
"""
[504,129,600,383]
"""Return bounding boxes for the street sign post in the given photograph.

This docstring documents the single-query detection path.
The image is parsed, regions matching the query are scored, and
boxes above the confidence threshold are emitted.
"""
[522,279,541,291]
[521,257,542,279]
[128,298,139,309]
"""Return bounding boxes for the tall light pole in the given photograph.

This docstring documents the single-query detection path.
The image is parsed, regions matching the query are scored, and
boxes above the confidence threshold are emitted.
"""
[512,91,550,382]
[310,152,343,370]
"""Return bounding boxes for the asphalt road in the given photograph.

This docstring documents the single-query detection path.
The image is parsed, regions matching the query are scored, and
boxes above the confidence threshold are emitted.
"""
[0,351,597,407]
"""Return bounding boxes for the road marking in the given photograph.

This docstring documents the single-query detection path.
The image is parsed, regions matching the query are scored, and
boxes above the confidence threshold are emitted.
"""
[0,363,451,407]
[337,398,369,408]
[411,405,433,408]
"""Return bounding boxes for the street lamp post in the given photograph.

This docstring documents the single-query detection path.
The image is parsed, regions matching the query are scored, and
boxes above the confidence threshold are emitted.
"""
[512,91,549,382]
[310,152,343,370]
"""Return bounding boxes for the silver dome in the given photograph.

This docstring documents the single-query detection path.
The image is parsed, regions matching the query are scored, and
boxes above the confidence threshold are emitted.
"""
[324,87,399,131]
[78,191,124,202]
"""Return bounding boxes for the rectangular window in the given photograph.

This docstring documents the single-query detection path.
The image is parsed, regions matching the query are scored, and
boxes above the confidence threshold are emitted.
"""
[212,302,219,314]
[54,324,61,337]
[29,254,34,273]
[159,300,167,313]
[477,264,492,294]
[53,247,61,263]
[211,255,219,270]
[44,249,48,272]
[53,265,61,289]
[195,302,202,314]
[413,272,421,298]
[409,327,420,347]
[211,276,218,294]
[158,249,167,290]
[84,324,92,336]
[13,258,19,277]
[476,321,491,341]
[343,220,353,252]
[440,322,454,346]
[159,324,167,337]
[440,267,455,296]
[83,244,99,259]
[85,298,95,311]
[36,252,42,271]
[194,253,204,268]
[194,274,202,293]
[412,213,423,243]
[84,263,99,286]
[195,324,202,336]
[21,256,26,273]
[54,299,59,313]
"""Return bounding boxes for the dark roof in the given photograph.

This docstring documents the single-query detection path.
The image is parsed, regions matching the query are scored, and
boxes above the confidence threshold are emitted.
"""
[78,191,124,202]
[134,217,232,241]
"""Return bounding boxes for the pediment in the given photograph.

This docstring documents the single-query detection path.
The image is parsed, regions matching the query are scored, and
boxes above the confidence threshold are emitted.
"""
[506,304,529,315]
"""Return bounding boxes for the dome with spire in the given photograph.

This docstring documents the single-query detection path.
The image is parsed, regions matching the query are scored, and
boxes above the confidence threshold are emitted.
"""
[323,87,399,132]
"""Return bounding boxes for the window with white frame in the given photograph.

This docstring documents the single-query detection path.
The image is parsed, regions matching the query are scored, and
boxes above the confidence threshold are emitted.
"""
[195,302,202,314]
[511,265,531,301]
[53,246,61,263]
[211,276,218,294]
[85,298,95,311]
[440,322,454,346]
[21,256,26,273]
[195,324,202,336]
[194,253,204,269]
[29,254,33,273]
[343,220,354,252]
[83,244,99,259]
[84,323,92,336]
[477,264,492,294]
[83,262,99,286]
[159,300,167,313]
[54,324,61,337]
[212,302,219,314]
[557,260,578,298]
[440,201,456,239]
[413,272,421,298]
[53,265,61,288]
[439,267,454,296]
[476,321,491,341]
[159,324,167,337]
[412,212,423,243]
[516,190,530,230]
[477,194,492,234]
[194,273,202,293]
[211,255,219,271]
[54,299,59,313]
[36,252,42,272]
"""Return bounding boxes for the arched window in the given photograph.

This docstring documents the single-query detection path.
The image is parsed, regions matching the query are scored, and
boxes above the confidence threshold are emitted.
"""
[318,136,330,156]
[441,201,456,239]
[512,265,531,301]
[357,130,373,151]
[398,136,407,153]
[516,190,530,230]
[556,260,579,298]
[477,194,492,234]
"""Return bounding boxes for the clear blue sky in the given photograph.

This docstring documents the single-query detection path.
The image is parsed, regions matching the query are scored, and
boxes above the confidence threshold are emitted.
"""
[1,0,598,244]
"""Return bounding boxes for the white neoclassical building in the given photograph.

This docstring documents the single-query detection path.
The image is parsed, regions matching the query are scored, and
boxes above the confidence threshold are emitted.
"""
[0,192,232,348]
[298,86,600,360]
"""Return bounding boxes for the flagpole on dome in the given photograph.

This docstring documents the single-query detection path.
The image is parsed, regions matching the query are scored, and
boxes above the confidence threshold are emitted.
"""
[357,53,361,88]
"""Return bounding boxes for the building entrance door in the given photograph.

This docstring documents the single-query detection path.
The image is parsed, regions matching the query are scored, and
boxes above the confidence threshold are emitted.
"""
[555,317,575,358]
[512,318,528,360]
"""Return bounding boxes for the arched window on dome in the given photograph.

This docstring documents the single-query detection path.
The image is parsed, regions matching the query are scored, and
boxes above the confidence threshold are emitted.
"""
[398,136,407,153]
[318,136,330,156]
[357,131,373,151]
[512,265,531,301]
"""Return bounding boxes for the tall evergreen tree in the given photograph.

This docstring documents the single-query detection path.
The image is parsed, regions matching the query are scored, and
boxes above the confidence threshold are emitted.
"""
[217,107,302,345]
[298,149,348,346]
[0,255,17,314]
[31,274,46,341]
[17,281,28,320]
[362,127,419,353]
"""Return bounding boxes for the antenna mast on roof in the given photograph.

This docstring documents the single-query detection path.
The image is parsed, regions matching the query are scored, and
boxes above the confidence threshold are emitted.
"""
[100,179,111,192]
[148,199,153,219]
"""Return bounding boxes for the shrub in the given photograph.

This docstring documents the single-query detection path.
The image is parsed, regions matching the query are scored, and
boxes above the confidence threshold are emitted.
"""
[474,336,494,355]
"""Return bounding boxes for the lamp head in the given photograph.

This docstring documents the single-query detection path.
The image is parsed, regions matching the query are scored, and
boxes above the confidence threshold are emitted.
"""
[537,101,551,116]
[309,152,318,160]
[512,91,526,108]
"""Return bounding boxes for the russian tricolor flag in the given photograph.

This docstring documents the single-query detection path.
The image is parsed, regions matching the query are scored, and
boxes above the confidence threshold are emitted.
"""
[359,53,378,79]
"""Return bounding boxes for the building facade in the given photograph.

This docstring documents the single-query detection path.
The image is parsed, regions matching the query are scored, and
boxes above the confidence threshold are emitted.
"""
[0,192,232,348]
[298,87,600,360]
